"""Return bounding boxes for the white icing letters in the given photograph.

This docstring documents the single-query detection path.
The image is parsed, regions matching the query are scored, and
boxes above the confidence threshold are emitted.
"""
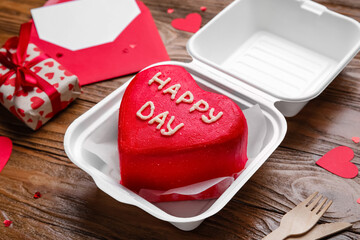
[163,84,181,100]
[136,101,155,120]
[148,111,169,130]
[176,91,194,104]
[161,116,184,136]
[189,99,209,112]
[148,72,171,90]
[202,108,223,123]
[139,76,226,137]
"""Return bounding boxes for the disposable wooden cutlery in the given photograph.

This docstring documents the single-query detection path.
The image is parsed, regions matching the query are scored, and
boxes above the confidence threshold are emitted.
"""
[287,222,352,240]
[263,192,332,240]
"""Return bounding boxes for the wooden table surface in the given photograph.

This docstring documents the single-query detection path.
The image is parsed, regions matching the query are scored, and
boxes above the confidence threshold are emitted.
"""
[0,0,359,239]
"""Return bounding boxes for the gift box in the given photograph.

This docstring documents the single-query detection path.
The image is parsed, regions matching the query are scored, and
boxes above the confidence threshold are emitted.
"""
[0,23,81,130]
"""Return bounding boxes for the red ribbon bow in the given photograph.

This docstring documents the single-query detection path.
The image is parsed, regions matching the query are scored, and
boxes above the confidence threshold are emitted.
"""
[0,22,61,115]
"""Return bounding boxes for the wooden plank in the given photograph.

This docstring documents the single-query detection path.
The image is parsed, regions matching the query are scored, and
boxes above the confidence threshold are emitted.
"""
[0,0,359,239]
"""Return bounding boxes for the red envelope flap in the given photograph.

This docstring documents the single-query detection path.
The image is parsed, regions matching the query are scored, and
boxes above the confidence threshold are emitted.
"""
[30,0,169,85]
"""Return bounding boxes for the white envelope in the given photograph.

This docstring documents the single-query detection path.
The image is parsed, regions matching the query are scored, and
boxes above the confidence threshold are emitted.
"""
[31,0,140,51]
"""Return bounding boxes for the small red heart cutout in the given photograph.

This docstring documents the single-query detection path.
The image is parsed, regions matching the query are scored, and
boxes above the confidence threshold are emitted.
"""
[68,84,74,90]
[30,97,45,110]
[0,136,12,173]
[45,72,54,80]
[44,61,54,67]
[316,146,358,178]
[171,13,202,33]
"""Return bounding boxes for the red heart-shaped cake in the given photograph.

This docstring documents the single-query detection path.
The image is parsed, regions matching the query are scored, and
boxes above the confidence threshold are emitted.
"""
[118,65,248,200]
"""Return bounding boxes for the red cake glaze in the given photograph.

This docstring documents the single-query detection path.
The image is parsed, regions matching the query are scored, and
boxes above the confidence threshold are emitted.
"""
[118,65,248,200]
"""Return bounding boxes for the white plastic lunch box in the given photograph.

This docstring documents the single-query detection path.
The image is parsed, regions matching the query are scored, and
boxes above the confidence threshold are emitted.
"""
[64,0,360,231]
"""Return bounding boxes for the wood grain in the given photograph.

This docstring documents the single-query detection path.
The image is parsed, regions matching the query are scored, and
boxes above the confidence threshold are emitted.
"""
[0,0,359,239]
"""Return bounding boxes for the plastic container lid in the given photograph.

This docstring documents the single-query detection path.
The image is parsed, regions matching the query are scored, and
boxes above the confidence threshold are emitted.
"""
[187,0,360,104]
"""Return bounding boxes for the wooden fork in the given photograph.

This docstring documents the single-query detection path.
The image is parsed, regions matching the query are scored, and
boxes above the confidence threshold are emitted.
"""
[263,192,333,240]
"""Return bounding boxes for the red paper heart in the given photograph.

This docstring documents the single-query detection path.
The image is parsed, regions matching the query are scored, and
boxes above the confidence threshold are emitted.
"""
[171,13,202,33]
[30,97,45,110]
[68,84,74,90]
[118,65,247,198]
[0,136,12,173]
[45,72,54,80]
[316,146,358,178]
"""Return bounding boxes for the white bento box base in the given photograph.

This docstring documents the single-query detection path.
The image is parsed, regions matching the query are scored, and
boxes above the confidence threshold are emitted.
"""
[64,0,360,231]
